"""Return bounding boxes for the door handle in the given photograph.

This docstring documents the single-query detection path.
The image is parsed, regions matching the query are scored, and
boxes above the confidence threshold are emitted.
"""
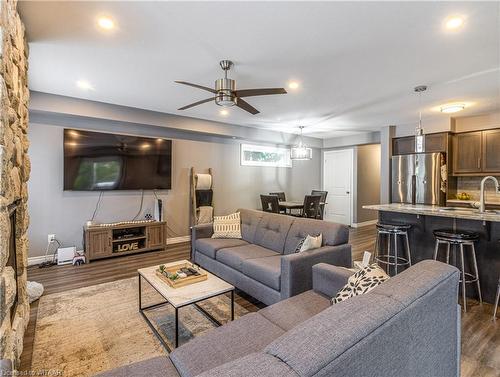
[346,191,350,194]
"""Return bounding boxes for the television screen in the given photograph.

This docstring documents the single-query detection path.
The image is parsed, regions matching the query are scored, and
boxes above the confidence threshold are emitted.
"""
[64,129,172,190]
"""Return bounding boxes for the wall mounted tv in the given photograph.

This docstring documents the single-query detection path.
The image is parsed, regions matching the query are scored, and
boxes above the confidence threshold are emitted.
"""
[64,129,172,191]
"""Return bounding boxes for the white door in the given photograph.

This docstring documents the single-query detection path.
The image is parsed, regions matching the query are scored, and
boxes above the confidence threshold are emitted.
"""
[323,149,353,225]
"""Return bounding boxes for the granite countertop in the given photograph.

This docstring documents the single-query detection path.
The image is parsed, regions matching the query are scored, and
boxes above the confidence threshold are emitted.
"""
[363,203,500,222]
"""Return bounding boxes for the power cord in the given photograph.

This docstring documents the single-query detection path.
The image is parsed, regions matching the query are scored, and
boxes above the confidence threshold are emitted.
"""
[132,189,145,221]
[91,191,104,222]
[39,238,61,268]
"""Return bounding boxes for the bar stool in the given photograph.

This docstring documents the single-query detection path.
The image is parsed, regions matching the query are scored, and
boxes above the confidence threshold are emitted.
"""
[494,277,499,320]
[433,229,481,312]
[374,223,412,276]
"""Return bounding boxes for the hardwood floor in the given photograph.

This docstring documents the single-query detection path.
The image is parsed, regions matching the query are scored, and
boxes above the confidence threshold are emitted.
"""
[20,225,499,376]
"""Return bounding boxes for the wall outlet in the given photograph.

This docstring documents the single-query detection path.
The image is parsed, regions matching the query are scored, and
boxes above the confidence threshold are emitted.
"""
[48,234,56,243]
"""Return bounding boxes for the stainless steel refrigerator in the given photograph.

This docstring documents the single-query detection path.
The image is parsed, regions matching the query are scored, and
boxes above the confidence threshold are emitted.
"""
[391,153,445,205]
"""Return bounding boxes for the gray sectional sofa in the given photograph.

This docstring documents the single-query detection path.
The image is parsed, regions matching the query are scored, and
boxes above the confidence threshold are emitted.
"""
[191,208,352,305]
[97,260,461,377]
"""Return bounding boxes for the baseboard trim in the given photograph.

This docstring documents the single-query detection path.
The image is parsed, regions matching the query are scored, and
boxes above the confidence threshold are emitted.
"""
[28,236,191,266]
[351,219,378,228]
[28,255,54,266]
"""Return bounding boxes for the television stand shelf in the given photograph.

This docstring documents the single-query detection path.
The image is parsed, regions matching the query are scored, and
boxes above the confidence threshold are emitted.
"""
[84,221,167,262]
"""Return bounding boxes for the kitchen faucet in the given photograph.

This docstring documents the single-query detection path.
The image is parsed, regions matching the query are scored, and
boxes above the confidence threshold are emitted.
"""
[479,176,500,213]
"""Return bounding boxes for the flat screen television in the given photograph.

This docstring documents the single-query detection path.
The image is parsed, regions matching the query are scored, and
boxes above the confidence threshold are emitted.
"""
[64,129,172,190]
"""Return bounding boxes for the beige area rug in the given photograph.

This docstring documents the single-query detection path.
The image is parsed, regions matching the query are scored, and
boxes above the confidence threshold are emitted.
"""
[31,277,248,377]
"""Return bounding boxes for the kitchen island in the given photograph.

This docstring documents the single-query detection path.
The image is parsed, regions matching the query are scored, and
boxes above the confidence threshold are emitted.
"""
[364,203,500,303]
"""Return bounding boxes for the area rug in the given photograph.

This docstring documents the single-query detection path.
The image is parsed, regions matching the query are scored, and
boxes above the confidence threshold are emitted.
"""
[31,277,248,377]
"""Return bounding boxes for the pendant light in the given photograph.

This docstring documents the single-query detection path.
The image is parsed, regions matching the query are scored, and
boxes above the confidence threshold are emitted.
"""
[290,126,312,160]
[414,85,427,153]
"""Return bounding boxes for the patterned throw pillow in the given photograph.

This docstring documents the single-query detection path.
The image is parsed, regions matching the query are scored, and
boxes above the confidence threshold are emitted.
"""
[211,212,242,239]
[294,234,322,252]
[332,264,389,304]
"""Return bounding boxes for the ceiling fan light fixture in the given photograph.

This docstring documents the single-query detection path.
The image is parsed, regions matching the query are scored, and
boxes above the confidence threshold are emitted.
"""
[291,126,312,161]
[215,78,236,107]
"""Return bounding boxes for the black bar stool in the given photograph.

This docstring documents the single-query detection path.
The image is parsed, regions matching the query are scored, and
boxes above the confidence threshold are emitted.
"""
[433,229,481,312]
[494,277,499,320]
[374,223,412,276]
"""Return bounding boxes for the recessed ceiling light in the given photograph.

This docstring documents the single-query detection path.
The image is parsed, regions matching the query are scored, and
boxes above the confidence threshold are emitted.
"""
[445,16,464,30]
[288,81,299,90]
[220,109,229,116]
[97,16,115,30]
[440,103,466,113]
[76,80,94,90]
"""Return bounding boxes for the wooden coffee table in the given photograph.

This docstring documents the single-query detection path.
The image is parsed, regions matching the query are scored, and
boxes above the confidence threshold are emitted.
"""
[138,260,234,351]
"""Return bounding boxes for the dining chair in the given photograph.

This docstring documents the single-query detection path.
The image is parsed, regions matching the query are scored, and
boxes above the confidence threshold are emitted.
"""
[301,195,322,219]
[260,194,280,214]
[269,192,286,202]
[311,190,328,219]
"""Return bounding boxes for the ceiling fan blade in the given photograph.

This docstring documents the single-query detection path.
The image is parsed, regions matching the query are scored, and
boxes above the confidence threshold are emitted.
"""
[175,81,216,94]
[234,88,287,98]
[236,98,260,115]
[178,97,214,110]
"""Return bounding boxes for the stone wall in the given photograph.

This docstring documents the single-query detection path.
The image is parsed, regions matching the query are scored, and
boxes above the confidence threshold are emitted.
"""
[0,0,30,367]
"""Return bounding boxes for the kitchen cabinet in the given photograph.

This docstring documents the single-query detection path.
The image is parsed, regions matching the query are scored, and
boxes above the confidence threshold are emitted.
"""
[482,129,500,172]
[452,131,482,174]
[392,132,448,155]
[393,136,415,155]
[452,129,500,175]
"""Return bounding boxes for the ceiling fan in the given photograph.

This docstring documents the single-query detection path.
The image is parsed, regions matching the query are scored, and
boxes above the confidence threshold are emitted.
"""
[175,60,287,115]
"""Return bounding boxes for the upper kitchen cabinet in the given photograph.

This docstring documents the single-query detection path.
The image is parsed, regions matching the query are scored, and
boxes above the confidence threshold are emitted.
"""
[452,131,482,174]
[452,129,500,175]
[393,136,415,155]
[482,129,500,172]
[392,132,448,155]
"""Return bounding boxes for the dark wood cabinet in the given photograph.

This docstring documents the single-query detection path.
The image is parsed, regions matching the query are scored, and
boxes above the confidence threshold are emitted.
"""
[482,129,500,172]
[425,133,448,153]
[392,132,448,155]
[393,136,415,155]
[452,131,482,174]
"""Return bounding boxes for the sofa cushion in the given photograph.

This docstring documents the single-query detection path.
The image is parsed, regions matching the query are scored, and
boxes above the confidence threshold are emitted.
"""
[216,244,279,272]
[237,208,264,243]
[95,357,179,377]
[241,255,282,291]
[259,290,331,331]
[253,212,294,253]
[196,238,249,259]
[283,217,349,254]
[196,353,299,377]
[170,313,285,377]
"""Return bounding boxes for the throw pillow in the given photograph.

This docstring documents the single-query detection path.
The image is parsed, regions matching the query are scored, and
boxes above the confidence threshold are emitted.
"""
[332,264,389,304]
[294,233,322,252]
[211,212,242,239]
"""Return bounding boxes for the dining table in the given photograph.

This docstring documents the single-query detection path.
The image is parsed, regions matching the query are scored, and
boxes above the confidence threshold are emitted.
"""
[278,201,327,215]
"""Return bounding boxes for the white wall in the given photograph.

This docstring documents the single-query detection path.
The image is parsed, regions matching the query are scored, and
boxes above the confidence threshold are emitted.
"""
[28,122,320,257]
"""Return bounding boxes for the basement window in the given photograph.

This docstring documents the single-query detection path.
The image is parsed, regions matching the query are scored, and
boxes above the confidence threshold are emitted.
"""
[240,143,292,168]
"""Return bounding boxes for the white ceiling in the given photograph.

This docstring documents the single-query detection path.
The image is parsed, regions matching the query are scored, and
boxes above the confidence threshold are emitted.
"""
[19,1,500,139]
